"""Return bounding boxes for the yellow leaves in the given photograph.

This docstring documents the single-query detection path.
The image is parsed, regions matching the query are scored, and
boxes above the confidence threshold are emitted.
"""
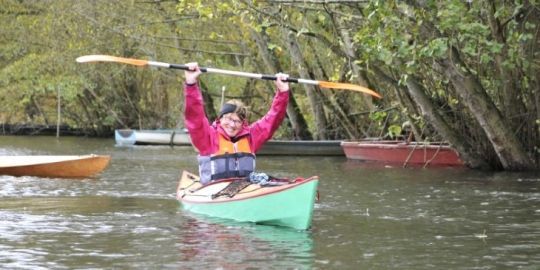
[199,6,214,19]
[217,2,231,12]
[317,14,326,24]
[177,0,233,20]
[177,0,202,13]
[208,32,223,40]
[267,43,283,55]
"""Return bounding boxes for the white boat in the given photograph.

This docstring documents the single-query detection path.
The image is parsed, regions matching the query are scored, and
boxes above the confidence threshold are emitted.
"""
[115,129,191,146]
[115,129,344,156]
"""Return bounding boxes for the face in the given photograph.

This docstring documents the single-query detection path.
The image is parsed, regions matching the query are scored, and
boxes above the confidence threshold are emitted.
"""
[220,113,243,137]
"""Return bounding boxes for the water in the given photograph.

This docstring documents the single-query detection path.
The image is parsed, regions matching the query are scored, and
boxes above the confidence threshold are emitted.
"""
[1,135,539,269]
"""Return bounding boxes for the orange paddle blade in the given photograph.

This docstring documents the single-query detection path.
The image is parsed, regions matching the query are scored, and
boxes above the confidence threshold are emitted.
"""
[318,81,382,99]
[76,55,149,66]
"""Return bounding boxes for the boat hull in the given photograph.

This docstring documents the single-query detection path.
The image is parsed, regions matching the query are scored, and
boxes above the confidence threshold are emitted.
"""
[0,155,111,178]
[258,140,344,156]
[176,171,318,230]
[115,129,191,146]
[341,141,464,166]
[115,129,343,156]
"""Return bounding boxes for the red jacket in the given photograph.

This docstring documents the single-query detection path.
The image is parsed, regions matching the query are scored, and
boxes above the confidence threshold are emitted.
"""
[184,83,289,155]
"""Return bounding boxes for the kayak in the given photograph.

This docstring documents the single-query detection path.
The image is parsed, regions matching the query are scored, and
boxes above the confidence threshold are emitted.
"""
[0,154,111,178]
[176,171,319,230]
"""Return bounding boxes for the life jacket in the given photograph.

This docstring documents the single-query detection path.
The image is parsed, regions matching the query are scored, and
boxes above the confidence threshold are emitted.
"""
[197,133,256,184]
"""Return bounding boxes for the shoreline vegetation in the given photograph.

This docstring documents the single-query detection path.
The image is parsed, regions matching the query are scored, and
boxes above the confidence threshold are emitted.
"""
[1,123,92,137]
[1,1,538,170]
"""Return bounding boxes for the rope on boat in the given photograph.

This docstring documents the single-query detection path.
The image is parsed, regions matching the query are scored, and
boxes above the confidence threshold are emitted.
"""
[211,178,251,199]
[211,172,295,199]
[403,143,418,168]
[423,143,444,168]
[169,130,176,146]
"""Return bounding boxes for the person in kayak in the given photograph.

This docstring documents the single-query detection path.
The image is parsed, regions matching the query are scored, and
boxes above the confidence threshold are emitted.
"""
[183,63,290,185]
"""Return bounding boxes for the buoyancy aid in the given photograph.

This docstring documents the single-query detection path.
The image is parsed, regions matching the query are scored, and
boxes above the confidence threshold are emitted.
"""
[197,133,256,184]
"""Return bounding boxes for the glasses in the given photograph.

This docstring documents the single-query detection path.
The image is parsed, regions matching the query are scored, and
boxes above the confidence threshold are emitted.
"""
[222,116,243,126]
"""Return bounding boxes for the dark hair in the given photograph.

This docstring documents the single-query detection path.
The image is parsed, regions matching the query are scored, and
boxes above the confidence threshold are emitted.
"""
[219,99,248,120]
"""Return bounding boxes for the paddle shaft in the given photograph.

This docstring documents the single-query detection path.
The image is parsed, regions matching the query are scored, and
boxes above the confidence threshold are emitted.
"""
[76,55,382,98]
[149,61,315,85]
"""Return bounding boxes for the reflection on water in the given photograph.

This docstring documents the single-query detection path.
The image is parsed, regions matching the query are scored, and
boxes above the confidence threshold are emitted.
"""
[0,196,313,269]
[1,136,539,269]
[0,196,180,268]
[177,213,314,269]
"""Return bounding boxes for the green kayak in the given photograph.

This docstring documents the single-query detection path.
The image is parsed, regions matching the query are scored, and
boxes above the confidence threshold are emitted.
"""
[176,171,319,230]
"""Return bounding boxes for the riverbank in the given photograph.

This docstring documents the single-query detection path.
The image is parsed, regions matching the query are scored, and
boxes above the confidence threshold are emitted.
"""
[1,123,92,136]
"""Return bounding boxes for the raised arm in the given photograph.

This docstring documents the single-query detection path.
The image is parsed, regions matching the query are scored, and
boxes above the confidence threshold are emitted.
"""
[184,63,213,155]
[249,73,290,152]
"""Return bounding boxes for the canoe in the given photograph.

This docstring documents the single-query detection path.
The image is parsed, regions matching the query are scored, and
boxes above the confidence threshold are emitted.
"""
[115,128,343,156]
[192,139,344,156]
[341,140,464,167]
[114,129,191,146]
[257,140,344,156]
[0,154,111,178]
[176,171,319,230]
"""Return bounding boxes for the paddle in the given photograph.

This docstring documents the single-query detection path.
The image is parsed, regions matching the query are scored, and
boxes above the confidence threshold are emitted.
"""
[76,54,382,98]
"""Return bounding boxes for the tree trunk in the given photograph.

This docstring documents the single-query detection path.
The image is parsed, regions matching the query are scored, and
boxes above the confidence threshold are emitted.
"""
[250,28,312,139]
[485,1,525,124]
[438,47,535,170]
[284,30,327,140]
[335,23,374,111]
[405,77,491,169]
[308,40,361,139]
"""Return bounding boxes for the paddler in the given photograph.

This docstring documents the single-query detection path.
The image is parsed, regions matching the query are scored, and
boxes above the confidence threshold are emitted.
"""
[183,63,290,185]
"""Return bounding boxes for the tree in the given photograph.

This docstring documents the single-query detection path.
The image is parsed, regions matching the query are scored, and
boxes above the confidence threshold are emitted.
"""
[1,0,537,170]
[355,1,538,169]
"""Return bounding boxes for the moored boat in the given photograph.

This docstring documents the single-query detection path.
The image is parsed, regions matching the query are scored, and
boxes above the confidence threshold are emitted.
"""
[0,154,111,178]
[258,140,344,156]
[115,129,191,146]
[115,128,343,156]
[191,139,344,156]
[176,171,319,230]
[341,140,464,167]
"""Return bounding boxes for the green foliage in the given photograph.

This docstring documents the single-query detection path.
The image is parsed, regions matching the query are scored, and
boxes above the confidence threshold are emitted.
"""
[369,111,387,124]
[0,0,538,167]
[419,38,448,58]
[387,124,402,139]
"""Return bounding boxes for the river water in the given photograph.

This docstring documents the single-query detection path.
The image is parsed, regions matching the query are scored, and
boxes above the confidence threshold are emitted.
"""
[0,135,538,269]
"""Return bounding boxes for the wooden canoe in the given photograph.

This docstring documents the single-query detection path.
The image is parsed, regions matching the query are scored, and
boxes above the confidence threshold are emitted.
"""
[176,171,319,230]
[0,154,111,178]
[341,140,464,167]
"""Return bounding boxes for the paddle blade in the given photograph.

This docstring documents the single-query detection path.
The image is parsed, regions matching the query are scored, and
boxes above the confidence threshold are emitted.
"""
[318,81,382,99]
[76,55,149,66]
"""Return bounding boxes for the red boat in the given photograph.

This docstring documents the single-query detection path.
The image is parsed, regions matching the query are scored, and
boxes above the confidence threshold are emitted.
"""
[341,141,464,167]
